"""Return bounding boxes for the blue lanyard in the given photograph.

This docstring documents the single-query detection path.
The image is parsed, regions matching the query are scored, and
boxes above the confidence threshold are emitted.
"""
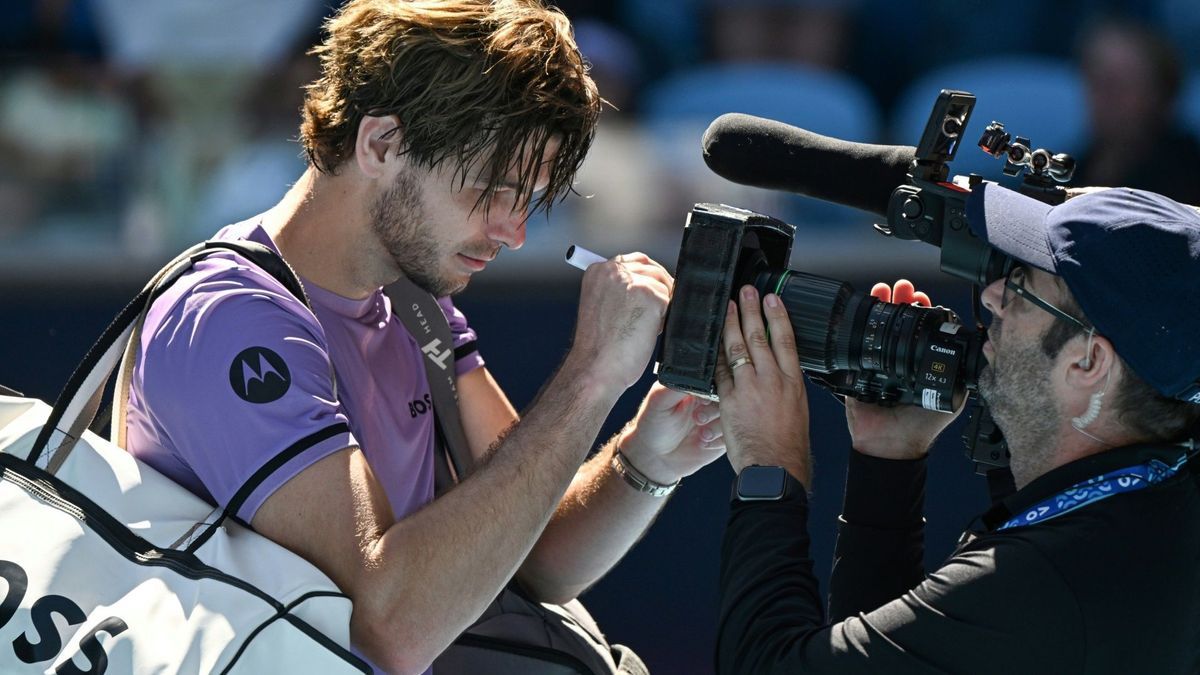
[997,453,1193,531]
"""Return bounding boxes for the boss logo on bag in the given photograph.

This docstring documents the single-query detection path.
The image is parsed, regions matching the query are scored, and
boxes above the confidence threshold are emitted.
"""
[0,559,128,673]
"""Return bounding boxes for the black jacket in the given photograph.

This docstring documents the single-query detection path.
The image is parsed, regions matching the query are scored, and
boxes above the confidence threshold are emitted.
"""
[717,443,1200,674]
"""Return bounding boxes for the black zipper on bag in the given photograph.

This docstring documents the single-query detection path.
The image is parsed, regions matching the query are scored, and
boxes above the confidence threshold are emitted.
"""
[2,455,282,602]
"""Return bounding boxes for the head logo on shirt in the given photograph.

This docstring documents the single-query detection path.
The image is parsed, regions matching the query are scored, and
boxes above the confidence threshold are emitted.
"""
[229,347,291,404]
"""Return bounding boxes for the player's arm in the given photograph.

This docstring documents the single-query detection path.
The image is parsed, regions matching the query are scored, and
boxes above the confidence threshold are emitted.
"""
[456,367,519,460]
[252,350,625,673]
[251,255,669,674]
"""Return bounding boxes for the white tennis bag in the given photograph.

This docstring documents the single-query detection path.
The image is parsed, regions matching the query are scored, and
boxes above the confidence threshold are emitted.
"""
[0,242,369,673]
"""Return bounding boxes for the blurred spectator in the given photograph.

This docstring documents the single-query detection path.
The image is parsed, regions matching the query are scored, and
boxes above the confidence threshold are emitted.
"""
[631,0,881,241]
[0,63,135,243]
[849,0,1132,114]
[2,3,169,252]
[88,0,324,73]
[708,0,859,70]
[88,0,327,250]
[622,0,859,87]
[1072,18,1200,205]
[0,1,129,244]
[6,0,1200,268]
[187,50,317,242]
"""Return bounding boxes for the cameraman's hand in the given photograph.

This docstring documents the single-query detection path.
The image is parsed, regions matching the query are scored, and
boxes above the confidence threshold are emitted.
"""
[844,280,962,460]
[715,286,810,487]
[564,253,673,394]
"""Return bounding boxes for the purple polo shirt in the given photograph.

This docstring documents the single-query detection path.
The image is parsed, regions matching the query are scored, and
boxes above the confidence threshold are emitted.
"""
[125,218,484,525]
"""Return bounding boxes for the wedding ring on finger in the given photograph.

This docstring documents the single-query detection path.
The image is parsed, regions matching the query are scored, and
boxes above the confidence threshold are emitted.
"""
[729,355,753,371]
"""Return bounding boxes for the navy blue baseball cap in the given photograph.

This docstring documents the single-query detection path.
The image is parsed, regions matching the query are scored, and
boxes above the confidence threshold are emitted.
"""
[966,182,1200,404]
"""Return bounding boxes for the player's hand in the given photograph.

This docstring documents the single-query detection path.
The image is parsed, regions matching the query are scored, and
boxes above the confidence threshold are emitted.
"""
[617,383,724,485]
[565,253,673,394]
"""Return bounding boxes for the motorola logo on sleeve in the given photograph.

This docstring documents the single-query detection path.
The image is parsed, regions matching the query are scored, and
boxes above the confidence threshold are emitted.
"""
[229,347,292,404]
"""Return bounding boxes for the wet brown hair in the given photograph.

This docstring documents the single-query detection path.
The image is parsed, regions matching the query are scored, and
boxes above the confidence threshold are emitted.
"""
[300,0,601,215]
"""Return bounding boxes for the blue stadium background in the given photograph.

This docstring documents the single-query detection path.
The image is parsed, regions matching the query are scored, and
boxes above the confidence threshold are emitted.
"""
[5,1,1200,672]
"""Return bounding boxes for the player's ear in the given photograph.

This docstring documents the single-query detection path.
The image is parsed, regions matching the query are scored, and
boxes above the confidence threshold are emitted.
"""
[356,115,403,178]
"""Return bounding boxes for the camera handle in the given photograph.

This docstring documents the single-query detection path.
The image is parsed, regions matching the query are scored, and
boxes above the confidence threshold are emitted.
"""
[878,175,1009,287]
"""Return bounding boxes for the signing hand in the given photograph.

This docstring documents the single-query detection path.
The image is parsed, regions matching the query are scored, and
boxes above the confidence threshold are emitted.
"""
[566,253,673,394]
[617,383,725,485]
[844,279,963,460]
[714,285,810,487]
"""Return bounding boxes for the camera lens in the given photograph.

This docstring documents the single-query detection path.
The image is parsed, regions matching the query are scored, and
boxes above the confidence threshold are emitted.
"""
[753,269,859,373]
[753,269,978,410]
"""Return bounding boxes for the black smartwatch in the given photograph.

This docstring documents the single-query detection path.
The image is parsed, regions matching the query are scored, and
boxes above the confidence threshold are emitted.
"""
[732,465,803,502]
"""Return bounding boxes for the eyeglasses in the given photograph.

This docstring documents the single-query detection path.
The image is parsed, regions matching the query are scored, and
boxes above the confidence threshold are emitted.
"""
[1001,263,1094,333]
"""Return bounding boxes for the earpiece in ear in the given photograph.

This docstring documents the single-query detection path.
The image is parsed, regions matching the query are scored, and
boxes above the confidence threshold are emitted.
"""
[1072,357,1112,432]
[1078,329,1096,370]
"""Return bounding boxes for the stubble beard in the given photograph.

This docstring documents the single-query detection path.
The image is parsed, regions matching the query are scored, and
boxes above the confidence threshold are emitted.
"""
[369,169,461,297]
[978,323,1062,489]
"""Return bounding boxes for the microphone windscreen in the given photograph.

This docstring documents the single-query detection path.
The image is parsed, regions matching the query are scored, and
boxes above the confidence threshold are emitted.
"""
[702,113,915,217]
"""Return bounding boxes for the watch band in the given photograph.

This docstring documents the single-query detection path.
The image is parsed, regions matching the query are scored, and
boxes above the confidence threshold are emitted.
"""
[611,449,679,498]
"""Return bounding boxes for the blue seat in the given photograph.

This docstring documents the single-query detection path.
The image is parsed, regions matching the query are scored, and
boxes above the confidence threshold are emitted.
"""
[641,62,881,142]
[890,57,1087,183]
[638,63,882,229]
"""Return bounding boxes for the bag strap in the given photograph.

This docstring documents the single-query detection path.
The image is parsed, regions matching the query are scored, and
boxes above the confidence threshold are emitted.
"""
[27,240,312,475]
[385,284,640,675]
[384,278,473,491]
[108,243,325,452]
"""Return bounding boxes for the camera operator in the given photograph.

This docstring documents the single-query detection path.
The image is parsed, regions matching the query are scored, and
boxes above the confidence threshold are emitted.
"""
[714,184,1200,673]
